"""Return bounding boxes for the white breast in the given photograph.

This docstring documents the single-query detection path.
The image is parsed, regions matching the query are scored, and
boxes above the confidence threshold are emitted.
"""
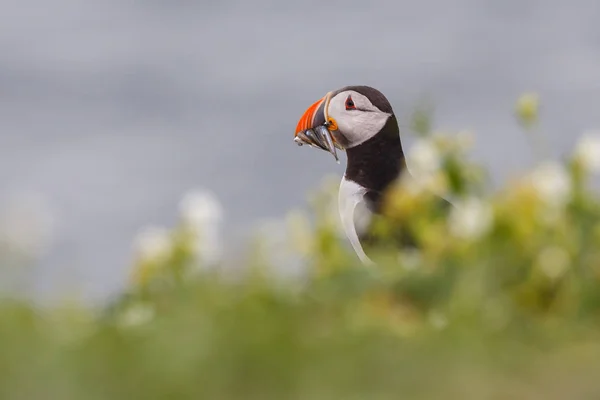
[338,176,375,266]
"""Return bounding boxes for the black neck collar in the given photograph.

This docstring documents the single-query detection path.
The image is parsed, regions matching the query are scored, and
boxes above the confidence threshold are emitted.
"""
[344,115,406,209]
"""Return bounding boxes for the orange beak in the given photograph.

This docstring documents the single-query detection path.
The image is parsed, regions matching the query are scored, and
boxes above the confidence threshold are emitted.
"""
[295,97,325,136]
[293,93,341,162]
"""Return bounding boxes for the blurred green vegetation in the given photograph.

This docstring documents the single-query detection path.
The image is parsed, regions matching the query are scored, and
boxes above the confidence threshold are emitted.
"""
[2,95,600,399]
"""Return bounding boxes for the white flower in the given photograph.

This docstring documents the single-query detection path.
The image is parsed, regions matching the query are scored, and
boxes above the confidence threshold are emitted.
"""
[399,170,448,197]
[118,303,155,328]
[448,196,493,240]
[179,189,224,266]
[529,162,571,208]
[573,130,600,173]
[405,138,450,196]
[133,226,172,263]
[408,138,441,179]
[179,189,223,228]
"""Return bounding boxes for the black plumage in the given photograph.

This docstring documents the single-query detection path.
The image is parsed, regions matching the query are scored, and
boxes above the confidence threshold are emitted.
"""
[338,86,451,256]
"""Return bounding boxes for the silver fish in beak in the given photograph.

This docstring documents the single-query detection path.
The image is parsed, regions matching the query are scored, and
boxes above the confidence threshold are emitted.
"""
[294,93,341,163]
[294,125,339,162]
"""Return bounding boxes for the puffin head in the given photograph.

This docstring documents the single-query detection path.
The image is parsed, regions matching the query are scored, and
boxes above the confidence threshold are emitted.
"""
[294,85,394,161]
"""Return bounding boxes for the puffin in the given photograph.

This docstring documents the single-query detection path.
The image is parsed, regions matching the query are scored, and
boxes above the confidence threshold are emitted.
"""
[293,85,448,265]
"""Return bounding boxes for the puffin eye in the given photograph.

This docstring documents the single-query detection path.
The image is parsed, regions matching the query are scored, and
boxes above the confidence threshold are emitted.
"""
[345,95,356,110]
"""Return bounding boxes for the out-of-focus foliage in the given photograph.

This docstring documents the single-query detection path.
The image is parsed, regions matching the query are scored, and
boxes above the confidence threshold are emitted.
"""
[3,95,600,399]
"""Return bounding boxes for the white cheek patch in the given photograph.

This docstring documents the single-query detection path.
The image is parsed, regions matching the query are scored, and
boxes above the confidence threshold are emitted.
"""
[341,112,390,148]
[328,91,391,148]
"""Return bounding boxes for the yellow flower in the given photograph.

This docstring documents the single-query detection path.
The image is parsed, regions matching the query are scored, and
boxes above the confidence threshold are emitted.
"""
[132,226,172,264]
[129,226,173,287]
[515,92,540,127]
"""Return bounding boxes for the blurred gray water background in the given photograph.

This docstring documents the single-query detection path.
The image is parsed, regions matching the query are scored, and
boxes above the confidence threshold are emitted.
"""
[1,0,599,302]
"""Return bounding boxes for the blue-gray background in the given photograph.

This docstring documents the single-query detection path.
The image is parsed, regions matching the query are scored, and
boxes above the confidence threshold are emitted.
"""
[1,0,599,302]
